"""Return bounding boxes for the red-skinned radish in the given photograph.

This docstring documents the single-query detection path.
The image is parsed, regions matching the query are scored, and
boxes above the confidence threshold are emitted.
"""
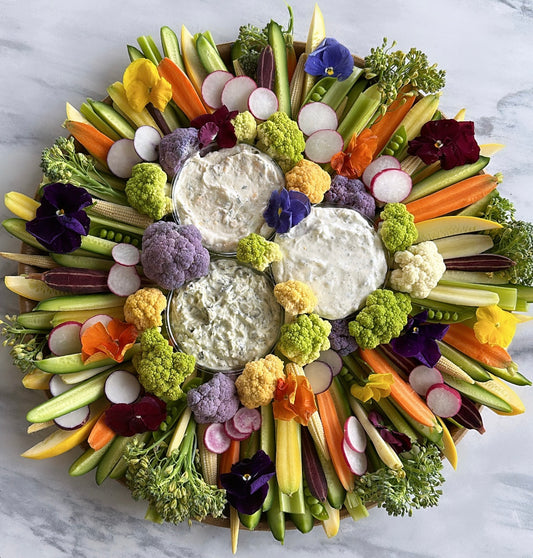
[79,314,113,338]
[247,87,278,121]
[343,415,367,453]
[48,374,72,397]
[204,422,232,454]
[201,70,234,109]
[54,405,91,430]
[370,168,412,203]
[232,407,261,434]
[318,349,343,377]
[221,75,257,113]
[107,263,141,297]
[425,383,462,418]
[297,102,338,137]
[303,360,333,394]
[342,438,368,475]
[304,129,344,164]
[111,243,140,267]
[409,365,444,397]
[362,155,401,189]
[224,417,250,441]
[133,125,161,162]
[48,321,82,356]
[106,138,142,178]
[104,370,142,404]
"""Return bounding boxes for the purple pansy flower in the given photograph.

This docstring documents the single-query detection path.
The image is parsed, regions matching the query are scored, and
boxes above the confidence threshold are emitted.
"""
[104,395,167,437]
[368,411,412,454]
[26,182,92,253]
[191,105,238,149]
[304,38,354,81]
[263,188,311,234]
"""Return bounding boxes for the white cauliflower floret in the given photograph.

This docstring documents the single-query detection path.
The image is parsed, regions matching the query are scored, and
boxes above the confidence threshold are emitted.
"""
[389,241,446,298]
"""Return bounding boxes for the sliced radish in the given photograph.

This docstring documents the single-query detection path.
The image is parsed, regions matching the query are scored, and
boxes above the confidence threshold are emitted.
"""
[247,87,279,121]
[48,374,72,397]
[303,360,333,395]
[201,70,234,109]
[304,129,344,164]
[318,349,343,377]
[79,314,113,337]
[232,407,261,434]
[221,75,257,113]
[297,102,338,137]
[370,168,412,203]
[112,243,140,267]
[104,370,142,404]
[343,415,367,453]
[204,422,232,454]
[342,439,368,475]
[54,405,91,431]
[362,155,401,189]
[425,383,462,418]
[107,263,141,297]
[48,321,82,356]
[409,365,443,397]
[224,417,251,441]
[133,125,162,162]
[106,138,143,178]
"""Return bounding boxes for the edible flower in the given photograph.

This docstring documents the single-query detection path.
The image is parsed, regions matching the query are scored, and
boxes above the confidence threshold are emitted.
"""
[350,373,394,403]
[81,318,138,364]
[123,58,172,112]
[26,182,92,253]
[473,304,520,348]
[407,119,480,170]
[190,105,238,149]
[105,395,167,437]
[331,129,378,179]
[272,370,316,425]
[390,310,449,368]
[219,450,275,515]
[304,37,354,81]
[368,411,412,454]
[263,188,311,234]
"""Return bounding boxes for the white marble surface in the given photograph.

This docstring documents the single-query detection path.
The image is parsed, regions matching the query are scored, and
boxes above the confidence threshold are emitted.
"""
[1,0,533,557]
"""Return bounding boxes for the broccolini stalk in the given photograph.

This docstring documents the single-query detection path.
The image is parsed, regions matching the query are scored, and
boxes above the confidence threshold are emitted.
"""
[40,137,128,205]
[1,315,48,373]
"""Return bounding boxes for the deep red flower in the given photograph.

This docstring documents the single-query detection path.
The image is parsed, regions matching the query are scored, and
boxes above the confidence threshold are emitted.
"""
[104,395,167,437]
[190,105,238,149]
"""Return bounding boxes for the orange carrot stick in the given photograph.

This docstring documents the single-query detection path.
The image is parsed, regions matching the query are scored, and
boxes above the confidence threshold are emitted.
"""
[64,120,114,167]
[316,389,355,491]
[218,439,240,488]
[359,348,437,427]
[87,412,116,451]
[404,173,500,223]
[157,57,208,121]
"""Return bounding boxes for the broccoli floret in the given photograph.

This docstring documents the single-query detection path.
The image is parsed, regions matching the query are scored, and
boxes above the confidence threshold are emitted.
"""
[324,175,376,221]
[186,373,240,424]
[125,163,172,221]
[232,111,257,144]
[256,112,306,172]
[141,221,210,290]
[328,318,358,356]
[349,289,412,349]
[158,127,200,179]
[378,203,418,253]
[236,233,282,271]
[134,328,196,401]
[277,313,332,366]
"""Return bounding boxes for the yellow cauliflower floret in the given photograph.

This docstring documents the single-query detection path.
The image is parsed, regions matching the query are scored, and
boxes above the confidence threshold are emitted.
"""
[274,280,317,315]
[235,354,285,409]
[123,287,167,331]
[285,159,331,204]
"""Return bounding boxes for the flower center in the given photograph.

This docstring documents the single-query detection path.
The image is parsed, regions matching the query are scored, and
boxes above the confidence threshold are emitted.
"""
[243,473,251,481]
[325,66,335,76]
[412,326,419,333]
[434,140,444,149]
[56,208,65,216]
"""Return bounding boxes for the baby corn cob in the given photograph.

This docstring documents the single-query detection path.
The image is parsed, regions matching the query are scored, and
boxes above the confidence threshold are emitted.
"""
[0,252,57,269]
[88,199,153,229]
[197,423,219,486]
[275,418,302,496]
[435,355,475,384]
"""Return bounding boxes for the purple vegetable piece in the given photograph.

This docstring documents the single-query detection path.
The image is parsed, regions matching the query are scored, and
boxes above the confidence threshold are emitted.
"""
[328,318,358,356]
[324,175,376,221]
[158,127,200,179]
[186,372,240,424]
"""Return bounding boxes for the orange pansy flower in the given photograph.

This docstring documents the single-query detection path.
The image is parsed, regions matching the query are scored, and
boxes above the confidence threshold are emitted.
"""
[272,370,317,426]
[331,128,379,179]
[81,318,138,364]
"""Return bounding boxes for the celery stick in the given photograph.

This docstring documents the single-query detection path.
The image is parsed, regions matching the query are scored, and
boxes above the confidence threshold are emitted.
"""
[280,481,306,515]
[437,280,517,310]
[79,102,121,141]
[321,67,363,111]
[137,35,162,65]
[337,83,382,146]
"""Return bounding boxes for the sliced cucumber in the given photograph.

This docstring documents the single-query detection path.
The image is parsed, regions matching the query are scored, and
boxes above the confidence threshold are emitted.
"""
[34,293,125,312]
[17,311,55,330]
[441,374,513,413]
[268,20,291,115]
[127,44,144,62]
[96,435,131,485]
[80,234,117,257]
[87,99,136,140]
[196,33,228,73]
[79,102,122,141]
[51,253,114,271]
[160,26,185,71]
[69,443,112,476]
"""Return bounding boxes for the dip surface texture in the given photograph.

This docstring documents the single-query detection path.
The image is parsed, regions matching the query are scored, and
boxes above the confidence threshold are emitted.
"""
[168,258,282,371]
[172,144,285,253]
[272,206,388,320]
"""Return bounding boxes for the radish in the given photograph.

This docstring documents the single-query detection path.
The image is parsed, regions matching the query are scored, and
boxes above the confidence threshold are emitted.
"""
[48,321,82,356]
[79,314,113,337]
[409,365,443,397]
[204,422,232,454]
[342,439,368,475]
[247,87,278,121]
[224,417,250,441]
[232,407,261,434]
[304,129,344,164]
[297,102,338,137]
[362,155,401,188]
[221,75,257,113]
[106,138,143,178]
[54,405,91,430]
[343,415,367,453]
[111,243,140,267]
[303,360,333,395]
[425,383,462,418]
[104,370,142,404]
[48,374,72,397]
[107,263,141,297]
[201,70,234,109]
[318,349,343,376]
[369,168,412,203]
[133,125,162,162]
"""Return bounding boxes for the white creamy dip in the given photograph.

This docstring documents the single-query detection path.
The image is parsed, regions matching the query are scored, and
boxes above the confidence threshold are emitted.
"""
[272,206,388,320]
[172,144,285,253]
[168,258,282,371]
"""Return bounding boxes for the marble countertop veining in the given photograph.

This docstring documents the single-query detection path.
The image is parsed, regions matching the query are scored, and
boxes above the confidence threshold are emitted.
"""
[1,1,533,557]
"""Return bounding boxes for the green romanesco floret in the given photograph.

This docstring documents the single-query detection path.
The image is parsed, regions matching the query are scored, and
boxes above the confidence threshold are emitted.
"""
[134,327,195,401]
[349,288,412,349]
[125,162,172,221]
[378,203,418,253]
[232,111,257,144]
[277,313,331,366]
[236,233,282,271]
[256,111,306,172]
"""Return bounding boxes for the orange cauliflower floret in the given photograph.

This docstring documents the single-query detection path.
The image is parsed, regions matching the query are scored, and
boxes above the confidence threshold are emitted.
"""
[285,159,331,204]
[235,354,285,409]
[123,287,167,331]
[274,280,317,315]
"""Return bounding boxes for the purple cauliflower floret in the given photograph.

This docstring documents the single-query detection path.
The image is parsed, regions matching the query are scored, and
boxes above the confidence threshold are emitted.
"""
[141,221,210,290]
[328,318,358,356]
[324,175,376,221]
[186,372,240,424]
[158,127,199,179]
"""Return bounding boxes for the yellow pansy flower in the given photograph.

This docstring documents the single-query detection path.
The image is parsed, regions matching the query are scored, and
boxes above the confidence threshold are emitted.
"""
[123,58,172,113]
[473,304,519,348]
[350,373,394,403]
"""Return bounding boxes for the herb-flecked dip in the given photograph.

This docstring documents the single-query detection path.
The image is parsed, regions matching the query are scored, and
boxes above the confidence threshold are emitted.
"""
[168,258,282,371]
